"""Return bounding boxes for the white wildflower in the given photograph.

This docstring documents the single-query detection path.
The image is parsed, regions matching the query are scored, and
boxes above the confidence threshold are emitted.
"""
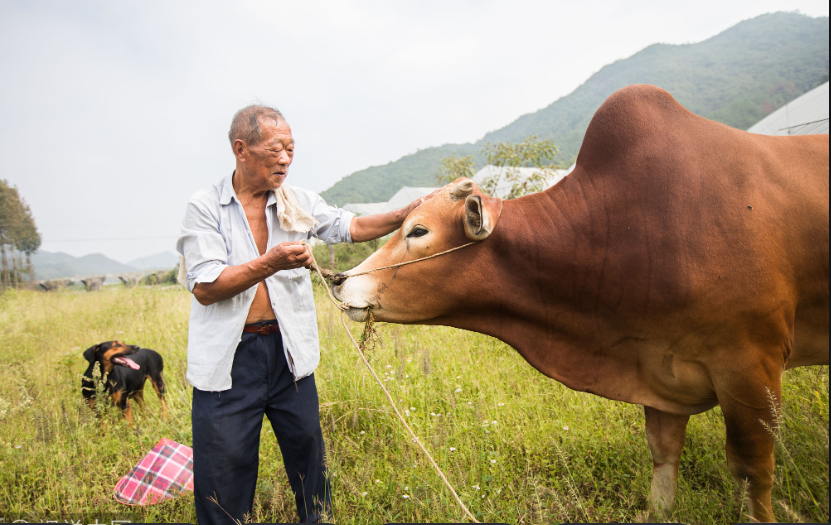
[449,447,456,452]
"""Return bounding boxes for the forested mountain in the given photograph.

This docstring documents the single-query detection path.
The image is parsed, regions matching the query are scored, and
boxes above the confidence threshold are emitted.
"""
[320,12,829,206]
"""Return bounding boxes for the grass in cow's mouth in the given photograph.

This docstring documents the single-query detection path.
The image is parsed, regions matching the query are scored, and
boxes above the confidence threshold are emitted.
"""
[0,285,827,524]
[357,311,379,356]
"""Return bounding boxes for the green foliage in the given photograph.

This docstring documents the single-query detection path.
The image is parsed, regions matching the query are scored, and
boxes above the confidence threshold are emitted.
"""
[139,266,180,286]
[436,154,476,186]
[478,136,561,199]
[319,12,829,205]
[312,239,387,275]
[0,286,827,523]
[0,180,41,255]
[0,180,41,289]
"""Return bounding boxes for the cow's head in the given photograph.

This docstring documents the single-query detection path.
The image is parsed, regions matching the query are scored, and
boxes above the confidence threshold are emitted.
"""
[333,178,502,323]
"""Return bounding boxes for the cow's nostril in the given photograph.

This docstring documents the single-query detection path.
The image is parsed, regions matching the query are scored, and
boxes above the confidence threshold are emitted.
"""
[332,273,347,286]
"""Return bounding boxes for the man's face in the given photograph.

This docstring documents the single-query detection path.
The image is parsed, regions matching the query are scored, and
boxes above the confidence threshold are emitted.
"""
[243,118,294,190]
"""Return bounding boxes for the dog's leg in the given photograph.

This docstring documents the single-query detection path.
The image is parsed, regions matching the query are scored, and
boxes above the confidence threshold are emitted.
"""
[123,403,133,427]
[148,375,168,420]
[133,389,146,412]
[112,391,133,427]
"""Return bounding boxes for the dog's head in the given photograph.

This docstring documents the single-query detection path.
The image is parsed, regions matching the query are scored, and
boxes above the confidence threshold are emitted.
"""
[81,340,141,399]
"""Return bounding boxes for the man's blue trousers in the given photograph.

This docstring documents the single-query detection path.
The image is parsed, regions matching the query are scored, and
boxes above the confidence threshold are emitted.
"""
[192,325,330,524]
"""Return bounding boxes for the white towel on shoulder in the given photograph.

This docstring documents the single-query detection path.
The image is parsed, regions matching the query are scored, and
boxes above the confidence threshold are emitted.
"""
[274,185,318,234]
[177,185,317,287]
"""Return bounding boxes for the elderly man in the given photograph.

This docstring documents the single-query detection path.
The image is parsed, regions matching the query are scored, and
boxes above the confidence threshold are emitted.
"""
[176,105,424,524]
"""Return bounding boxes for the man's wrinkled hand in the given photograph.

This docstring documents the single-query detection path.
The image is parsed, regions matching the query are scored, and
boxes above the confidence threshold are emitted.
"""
[266,242,312,272]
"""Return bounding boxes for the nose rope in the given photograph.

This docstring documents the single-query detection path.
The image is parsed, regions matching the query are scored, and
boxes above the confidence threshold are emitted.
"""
[340,241,477,279]
[304,244,480,523]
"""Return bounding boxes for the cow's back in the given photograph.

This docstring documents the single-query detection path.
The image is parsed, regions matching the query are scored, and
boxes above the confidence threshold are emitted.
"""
[561,85,828,367]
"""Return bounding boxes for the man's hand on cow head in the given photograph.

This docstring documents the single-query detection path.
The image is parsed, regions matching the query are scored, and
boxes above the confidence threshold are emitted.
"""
[402,189,440,217]
[350,191,440,244]
[265,242,313,272]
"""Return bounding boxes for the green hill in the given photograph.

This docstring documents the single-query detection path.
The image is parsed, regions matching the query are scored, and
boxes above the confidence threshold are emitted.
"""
[320,12,829,205]
[31,251,139,280]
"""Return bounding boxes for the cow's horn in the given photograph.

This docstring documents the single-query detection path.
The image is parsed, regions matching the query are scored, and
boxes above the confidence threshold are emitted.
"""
[463,194,501,241]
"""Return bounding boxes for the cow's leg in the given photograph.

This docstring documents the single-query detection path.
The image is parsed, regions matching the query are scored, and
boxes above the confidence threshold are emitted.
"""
[716,376,780,523]
[644,406,689,517]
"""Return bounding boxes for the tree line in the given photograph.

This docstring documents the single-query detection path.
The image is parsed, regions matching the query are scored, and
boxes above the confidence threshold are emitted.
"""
[0,180,41,290]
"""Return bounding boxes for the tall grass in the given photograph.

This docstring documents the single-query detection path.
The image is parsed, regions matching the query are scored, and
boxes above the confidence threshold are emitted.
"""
[0,285,827,523]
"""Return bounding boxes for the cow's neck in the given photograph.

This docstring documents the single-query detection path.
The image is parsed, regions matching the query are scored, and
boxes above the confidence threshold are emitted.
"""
[443,181,647,402]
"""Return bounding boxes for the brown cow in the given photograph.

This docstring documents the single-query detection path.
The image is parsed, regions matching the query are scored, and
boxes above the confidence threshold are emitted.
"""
[332,85,829,522]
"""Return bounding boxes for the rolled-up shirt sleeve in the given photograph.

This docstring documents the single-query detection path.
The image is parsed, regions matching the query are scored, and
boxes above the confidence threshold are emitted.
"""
[307,193,355,245]
[176,199,229,293]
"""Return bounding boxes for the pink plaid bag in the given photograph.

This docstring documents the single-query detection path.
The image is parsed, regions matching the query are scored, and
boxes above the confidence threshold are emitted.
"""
[113,437,194,505]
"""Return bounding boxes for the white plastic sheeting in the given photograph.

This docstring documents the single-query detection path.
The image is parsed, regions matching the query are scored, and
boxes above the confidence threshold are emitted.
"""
[341,187,439,217]
[381,187,439,212]
[747,82,829,136]
[341,202,387,216]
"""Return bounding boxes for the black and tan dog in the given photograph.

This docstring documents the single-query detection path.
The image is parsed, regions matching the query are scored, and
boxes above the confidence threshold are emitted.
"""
[82,340,168,425]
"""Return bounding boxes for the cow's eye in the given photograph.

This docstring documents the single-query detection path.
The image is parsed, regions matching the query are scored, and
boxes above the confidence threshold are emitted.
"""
[407,226,429,238]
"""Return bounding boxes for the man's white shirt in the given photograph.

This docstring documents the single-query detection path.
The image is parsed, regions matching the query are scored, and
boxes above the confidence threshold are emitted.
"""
[176,174,354,391]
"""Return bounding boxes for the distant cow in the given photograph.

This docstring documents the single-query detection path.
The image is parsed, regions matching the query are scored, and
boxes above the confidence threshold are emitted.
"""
[333,85,829,522]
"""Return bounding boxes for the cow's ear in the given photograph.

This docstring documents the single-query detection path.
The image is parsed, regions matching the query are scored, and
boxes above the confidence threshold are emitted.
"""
[463,194,502,241]
[83,345,99,363]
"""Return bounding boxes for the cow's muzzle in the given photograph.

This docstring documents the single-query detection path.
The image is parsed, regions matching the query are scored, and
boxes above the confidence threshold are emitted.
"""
[332,273,347,286]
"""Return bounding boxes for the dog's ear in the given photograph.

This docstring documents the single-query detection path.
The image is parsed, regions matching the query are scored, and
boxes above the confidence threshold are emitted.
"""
[83,345,100,363]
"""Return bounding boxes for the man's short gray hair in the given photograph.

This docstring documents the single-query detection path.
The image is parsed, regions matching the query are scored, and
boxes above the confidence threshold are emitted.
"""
[228,105,285,146]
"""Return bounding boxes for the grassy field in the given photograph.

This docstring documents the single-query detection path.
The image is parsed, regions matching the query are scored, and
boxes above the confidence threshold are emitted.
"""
[0,284,827,524]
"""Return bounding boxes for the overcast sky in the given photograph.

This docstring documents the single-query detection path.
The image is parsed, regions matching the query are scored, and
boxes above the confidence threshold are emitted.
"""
[0,0,828,264]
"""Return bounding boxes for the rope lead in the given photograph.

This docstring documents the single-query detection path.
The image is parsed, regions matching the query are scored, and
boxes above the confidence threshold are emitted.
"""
[305,244,480,523]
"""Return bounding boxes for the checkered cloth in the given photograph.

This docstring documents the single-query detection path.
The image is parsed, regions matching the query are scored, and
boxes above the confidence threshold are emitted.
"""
[113,437,194,505]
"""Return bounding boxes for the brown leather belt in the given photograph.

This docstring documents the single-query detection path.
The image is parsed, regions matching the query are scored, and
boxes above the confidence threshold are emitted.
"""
[242,321,280,335]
